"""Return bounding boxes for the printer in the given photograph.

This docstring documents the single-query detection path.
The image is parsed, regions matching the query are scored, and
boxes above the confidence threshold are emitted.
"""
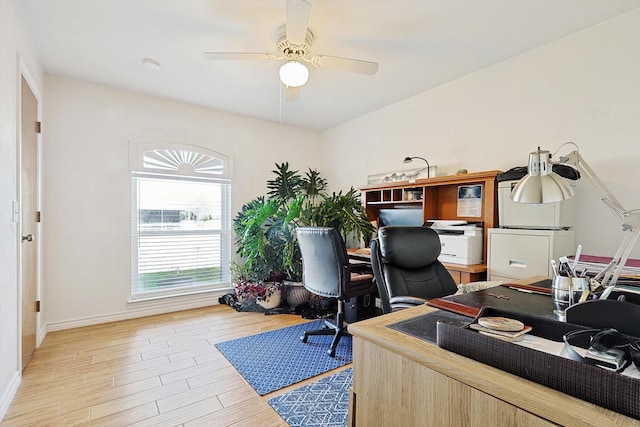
[429,220,483,265]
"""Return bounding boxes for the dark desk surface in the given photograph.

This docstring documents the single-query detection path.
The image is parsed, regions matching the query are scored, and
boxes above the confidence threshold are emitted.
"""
[391,281,557,343]
[387,310,471,343]
[433,283,557,320]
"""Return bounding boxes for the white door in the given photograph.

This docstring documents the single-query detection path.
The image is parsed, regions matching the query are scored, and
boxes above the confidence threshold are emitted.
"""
[20,75,39,370]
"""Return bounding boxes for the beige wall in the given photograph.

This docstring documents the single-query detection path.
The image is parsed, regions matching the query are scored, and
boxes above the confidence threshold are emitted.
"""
[42,76,320,329]
[322,8,640,260]
[0,0,44,417]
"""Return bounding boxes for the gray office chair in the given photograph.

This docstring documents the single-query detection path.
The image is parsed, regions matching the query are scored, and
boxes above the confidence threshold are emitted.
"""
[371,226,458,313]
[296,226,376,357]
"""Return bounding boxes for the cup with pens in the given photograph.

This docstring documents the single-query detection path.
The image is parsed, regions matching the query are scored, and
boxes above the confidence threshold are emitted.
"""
[551,255,589,320]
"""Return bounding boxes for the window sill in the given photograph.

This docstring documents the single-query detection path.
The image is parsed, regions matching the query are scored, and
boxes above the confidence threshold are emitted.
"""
[127,285,232,306]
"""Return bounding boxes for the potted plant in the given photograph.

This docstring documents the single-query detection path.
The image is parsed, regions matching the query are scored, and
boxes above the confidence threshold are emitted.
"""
[233,162,326,282]
[230,261,283,310]
[234,280,283,308]
[232,162,375,308]
[233,196,284,281]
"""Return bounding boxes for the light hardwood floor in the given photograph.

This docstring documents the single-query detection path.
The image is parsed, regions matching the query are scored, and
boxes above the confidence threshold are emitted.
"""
[2,304,349,426]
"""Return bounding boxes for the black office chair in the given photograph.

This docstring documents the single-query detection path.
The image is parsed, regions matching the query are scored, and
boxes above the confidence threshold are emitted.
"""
[566,299,640,337]
[371,226,458,313]
[296,226,376,357]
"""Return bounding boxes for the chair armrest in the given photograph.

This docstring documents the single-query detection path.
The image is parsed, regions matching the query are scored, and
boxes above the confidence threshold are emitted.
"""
[389,296,429,311]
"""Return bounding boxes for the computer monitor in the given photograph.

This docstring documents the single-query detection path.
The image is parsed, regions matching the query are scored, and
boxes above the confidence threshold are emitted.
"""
[378,208,424,227]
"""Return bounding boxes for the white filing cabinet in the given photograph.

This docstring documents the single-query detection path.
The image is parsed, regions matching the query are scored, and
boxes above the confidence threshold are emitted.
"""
[488,228,575,281]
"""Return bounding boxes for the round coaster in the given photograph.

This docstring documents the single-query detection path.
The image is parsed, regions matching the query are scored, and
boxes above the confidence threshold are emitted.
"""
[477,316,524,332]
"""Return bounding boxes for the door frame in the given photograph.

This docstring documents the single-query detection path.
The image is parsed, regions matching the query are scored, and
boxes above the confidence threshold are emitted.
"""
[17,57,44,368]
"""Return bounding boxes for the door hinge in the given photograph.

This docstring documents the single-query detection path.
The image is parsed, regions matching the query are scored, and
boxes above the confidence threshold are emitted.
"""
[35,121,42,134]
[36,211,41,223]
[35,300,41,313]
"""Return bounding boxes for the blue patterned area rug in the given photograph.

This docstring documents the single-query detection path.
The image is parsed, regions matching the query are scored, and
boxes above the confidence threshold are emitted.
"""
[215,319,352,395]
[269,368,352,427]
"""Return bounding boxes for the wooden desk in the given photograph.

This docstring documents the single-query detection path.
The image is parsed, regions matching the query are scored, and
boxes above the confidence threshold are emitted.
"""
[347,306,637,427]
[441,261,487,284]
[347,248,486,284]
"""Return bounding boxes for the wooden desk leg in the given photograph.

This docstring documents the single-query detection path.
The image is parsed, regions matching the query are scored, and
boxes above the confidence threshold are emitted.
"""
[461,271,486,284]
[348,387,356,427]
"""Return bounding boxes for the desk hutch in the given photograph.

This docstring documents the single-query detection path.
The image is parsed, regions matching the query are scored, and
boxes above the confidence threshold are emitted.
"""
[360,170,500,284]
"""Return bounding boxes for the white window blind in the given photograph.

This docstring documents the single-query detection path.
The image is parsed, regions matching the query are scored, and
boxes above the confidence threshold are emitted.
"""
[130,144,231,298]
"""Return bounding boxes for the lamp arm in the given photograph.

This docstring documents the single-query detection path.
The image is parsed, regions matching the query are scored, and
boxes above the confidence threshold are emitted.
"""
[600,225,640,292]
[408,157,430,178]
[559,150,627,219]
[557,149,640,291]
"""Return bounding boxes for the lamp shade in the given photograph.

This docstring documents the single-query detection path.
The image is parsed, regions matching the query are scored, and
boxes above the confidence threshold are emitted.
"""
[279,61,309,87]
[511,148,575,203]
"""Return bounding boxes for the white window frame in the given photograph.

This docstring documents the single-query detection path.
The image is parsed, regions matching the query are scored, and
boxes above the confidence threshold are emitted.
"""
[129,142,232,300]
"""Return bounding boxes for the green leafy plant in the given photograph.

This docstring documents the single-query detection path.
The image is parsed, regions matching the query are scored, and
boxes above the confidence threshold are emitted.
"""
[233,162,373,282]
[312,188,373,242]
[232,197,279,280]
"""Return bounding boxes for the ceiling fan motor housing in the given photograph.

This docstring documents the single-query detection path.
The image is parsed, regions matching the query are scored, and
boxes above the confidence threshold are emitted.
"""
[274,24,314,59]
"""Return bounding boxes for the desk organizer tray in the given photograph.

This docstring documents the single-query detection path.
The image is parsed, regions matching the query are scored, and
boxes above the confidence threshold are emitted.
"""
[436,307,640,420]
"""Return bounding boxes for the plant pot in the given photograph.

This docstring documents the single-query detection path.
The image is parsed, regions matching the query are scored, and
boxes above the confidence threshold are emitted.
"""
[269,271,287,283]
[284,281,310,309]
[257,288,282,309]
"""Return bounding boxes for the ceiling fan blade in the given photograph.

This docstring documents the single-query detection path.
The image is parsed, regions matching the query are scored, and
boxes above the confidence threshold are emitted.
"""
[286,0,311,45]
[203,52,276,61]
[284,86,300,101]
[311,55,379,75]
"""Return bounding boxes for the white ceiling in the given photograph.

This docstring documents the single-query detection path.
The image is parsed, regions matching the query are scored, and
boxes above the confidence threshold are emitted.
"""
[16,0,640,131]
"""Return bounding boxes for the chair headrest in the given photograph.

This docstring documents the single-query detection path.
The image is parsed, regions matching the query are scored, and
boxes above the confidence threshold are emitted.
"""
[377,226,442,269]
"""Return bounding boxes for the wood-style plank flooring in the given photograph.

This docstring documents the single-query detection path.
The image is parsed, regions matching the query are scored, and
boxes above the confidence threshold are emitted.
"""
[1,305,350,426]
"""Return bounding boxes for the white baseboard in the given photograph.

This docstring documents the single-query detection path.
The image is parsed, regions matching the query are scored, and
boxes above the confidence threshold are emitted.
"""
[37,322,48,347]
[0,372,20,422]
[47,290,229,332]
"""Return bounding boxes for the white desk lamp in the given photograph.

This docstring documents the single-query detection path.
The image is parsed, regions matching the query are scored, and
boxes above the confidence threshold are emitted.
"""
[511,142,640,296]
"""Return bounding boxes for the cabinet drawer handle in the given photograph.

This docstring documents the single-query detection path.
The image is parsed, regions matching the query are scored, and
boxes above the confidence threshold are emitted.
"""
[509,259,527,268]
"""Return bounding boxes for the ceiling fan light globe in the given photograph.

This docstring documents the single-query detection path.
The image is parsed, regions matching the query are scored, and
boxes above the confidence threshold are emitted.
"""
[279,61,309,87]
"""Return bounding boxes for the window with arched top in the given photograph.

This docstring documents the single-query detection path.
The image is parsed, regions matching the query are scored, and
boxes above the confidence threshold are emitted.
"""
[130,142,231,299]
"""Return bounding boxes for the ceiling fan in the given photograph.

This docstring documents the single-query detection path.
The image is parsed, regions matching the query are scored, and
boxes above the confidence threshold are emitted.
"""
[203,0,378,99]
